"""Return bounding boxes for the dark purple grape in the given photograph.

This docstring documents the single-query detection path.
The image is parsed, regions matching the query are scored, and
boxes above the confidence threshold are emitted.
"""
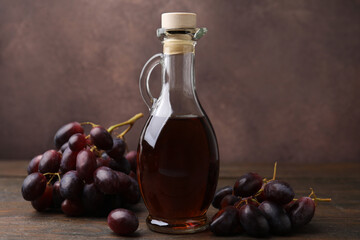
[114,171,131,194]
[212,186,233,209]
[107,138,126,159]
[220,194,239,209]
[238,204,270,237]
[27,155,42,175]
[233,172,263,197]
[93,166,119,194]
[68,133,87,151]
[76,149,97,183]
[258,201,291,235]
[52,181,64,208]
[60,147,78,173]
[108,194,124,210]
[210,206,242,236]
[288,197,316,227]
[123,177,140,205]
[54,122,84,149]
[60,170,84,199]
[38,150,62,173]
[90,126,113,150]
[264,180,294,205]
[255,187,266,203]
[61,199,84,216]
[82,183,105,214]
[60,142,69,153]
[109,157,131,174]
[125,151,137,173]
[21,172,47,201]
[107,209,139,235]
[96,156,111,168]
[31,184,53,212]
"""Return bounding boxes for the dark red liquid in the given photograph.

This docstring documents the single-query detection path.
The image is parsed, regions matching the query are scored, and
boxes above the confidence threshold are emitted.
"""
[137,116,219,220]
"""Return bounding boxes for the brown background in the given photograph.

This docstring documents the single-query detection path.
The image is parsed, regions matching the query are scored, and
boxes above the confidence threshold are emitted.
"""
[0,0,359,162]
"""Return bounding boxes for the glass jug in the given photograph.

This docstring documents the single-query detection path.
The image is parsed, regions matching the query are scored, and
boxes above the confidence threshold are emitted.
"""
[137,12,219,234]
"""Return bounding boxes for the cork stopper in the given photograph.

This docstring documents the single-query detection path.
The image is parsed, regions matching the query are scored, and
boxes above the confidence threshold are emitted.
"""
[161,12,196,29]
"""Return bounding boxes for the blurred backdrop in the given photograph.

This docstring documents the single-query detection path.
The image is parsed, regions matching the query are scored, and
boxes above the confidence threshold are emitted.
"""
[0,0,359,162]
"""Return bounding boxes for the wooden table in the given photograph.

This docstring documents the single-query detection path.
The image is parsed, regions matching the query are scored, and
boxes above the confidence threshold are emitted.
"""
[1,160,359,239]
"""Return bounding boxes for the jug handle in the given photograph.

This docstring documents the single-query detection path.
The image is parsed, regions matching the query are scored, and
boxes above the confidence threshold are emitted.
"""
[139,53,163,110]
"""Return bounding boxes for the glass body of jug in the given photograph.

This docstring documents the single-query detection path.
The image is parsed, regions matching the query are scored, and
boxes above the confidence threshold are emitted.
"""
[137,12,219,234]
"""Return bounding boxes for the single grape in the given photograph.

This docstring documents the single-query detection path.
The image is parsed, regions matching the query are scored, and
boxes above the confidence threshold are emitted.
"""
[288,197,316,227]
[76,149,97,183]
[60,147,78,173]
[109,157,131,174]
[27,155,42,175]
[31,184,53,212]
[21,172,47,201]
[114,171,132,194]
[52,180,64,208]
[107,138,126,159]
[82,183,105,214]
[107,209,139,235]
[90,126,113,150]
[96,156,111,168]
[38,150,62,173]
[210,206,242,236]
[220,194,239,209]
[54,122,84,149]
[123,177,140,205]
[93,166,119,194]
[264,180,294,205]
[61,199,84,216]
[233,172,263,197]
[212,186,233,209]
[60,142,69,153]
[125,150,137,173]
[60,170,84,199]
[68,133,87,151]
[258,201,291,235]
[238,204,270,237]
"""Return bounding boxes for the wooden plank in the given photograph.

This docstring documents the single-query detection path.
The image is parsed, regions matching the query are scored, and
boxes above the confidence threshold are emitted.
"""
[0,161,359,239]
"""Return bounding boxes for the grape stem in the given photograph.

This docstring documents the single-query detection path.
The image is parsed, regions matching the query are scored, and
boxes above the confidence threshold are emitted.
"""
[44,172,61,184]
[308,188,332,205]
[107,113,144,138]
[80,122,99,127]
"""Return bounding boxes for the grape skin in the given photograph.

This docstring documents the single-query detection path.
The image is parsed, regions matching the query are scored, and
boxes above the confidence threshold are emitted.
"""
[210,206,242,236]
[68,133,87,151]
[107,209,139,235]
[125,151,137,173]
[220,194,239,209]
[93,167,120,194]
[107,138,126,159]
[90,126,113,150]
[60,170,84,200]
[27,155,42,175]
[22,172,47,201]
[233,172,263,197]
[61,199,84,216]
[52,181,64,208]
[54,122,84,149]
[82,183,105,214]
[31,184,53,212]
[38,150,62,173]
[258,201,291,235]
[238,204,270,237]
[60,147,78,173]
[288,197,316,227]
[76,149,97,183]
[264,180,295,205]
[212,186,233,209]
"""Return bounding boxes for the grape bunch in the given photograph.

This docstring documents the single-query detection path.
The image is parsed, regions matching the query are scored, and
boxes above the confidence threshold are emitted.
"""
[21,113,143,236]
[210,163,331,237]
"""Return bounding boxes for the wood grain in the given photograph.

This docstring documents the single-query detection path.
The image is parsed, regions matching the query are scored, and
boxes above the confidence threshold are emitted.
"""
[0,160,359,239]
